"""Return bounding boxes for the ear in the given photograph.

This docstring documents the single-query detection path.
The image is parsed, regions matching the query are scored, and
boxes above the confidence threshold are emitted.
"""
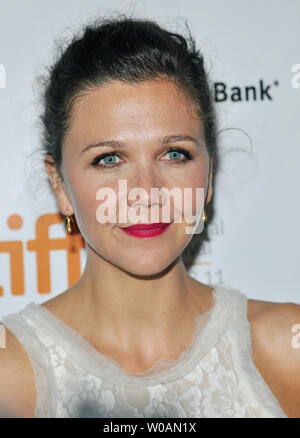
[205,155,214,205]
[44,155,74,216]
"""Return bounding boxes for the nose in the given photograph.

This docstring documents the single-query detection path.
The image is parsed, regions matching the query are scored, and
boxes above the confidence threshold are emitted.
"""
[127,166,162,209]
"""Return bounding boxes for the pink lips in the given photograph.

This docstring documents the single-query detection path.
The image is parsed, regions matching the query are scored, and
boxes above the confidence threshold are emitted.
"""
[119,222,172,238]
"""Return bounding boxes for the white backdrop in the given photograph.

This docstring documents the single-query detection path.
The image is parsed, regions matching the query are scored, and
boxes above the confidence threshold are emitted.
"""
[0,0,299,317]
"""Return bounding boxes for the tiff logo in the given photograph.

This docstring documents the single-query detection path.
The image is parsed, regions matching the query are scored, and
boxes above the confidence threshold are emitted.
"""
[0,324,6,348]
[0,64,6,89]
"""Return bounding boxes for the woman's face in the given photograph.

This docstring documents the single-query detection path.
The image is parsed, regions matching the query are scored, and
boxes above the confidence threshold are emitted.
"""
[47,79,213,276]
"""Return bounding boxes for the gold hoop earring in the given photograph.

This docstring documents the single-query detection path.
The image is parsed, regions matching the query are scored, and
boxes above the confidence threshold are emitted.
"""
[66,215,73,233]
[202,208,207,223]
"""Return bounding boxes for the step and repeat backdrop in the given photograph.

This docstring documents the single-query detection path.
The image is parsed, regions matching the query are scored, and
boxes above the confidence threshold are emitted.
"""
[0,0,299,317]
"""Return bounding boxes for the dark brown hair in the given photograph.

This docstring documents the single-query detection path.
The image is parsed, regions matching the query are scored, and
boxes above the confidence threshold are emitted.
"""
[38,14,217,177]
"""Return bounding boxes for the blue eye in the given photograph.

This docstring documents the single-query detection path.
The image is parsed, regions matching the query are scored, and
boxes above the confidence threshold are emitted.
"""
[100,154,119,166]
[167,149,187,161]
[164,147,192,165]
[91,152,121,168]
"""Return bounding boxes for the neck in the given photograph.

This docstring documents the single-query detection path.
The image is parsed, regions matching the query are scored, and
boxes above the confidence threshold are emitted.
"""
[65,244,211,362]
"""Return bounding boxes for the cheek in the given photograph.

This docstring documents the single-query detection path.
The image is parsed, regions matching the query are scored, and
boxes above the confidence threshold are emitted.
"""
[73,177,122,227]
[66,171,100,222]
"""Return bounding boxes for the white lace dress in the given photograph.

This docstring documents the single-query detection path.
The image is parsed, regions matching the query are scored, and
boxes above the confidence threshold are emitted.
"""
[0,285,288,418]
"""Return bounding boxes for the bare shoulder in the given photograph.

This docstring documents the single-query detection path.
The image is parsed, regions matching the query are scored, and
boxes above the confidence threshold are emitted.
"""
[247,297,300,418]
[0,325,36,418]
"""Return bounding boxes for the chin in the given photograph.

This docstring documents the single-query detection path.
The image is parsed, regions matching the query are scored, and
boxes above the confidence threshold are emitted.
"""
[88,232,182,276]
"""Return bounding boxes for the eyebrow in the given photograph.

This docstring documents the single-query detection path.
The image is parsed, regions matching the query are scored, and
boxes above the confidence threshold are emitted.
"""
[80,134,200,155]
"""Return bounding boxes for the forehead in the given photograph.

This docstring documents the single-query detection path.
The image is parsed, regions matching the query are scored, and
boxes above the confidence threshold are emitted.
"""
[66,79,204,146]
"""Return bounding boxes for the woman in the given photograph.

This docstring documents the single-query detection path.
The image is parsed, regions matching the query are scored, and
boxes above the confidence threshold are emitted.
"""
[0,15,299,418]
